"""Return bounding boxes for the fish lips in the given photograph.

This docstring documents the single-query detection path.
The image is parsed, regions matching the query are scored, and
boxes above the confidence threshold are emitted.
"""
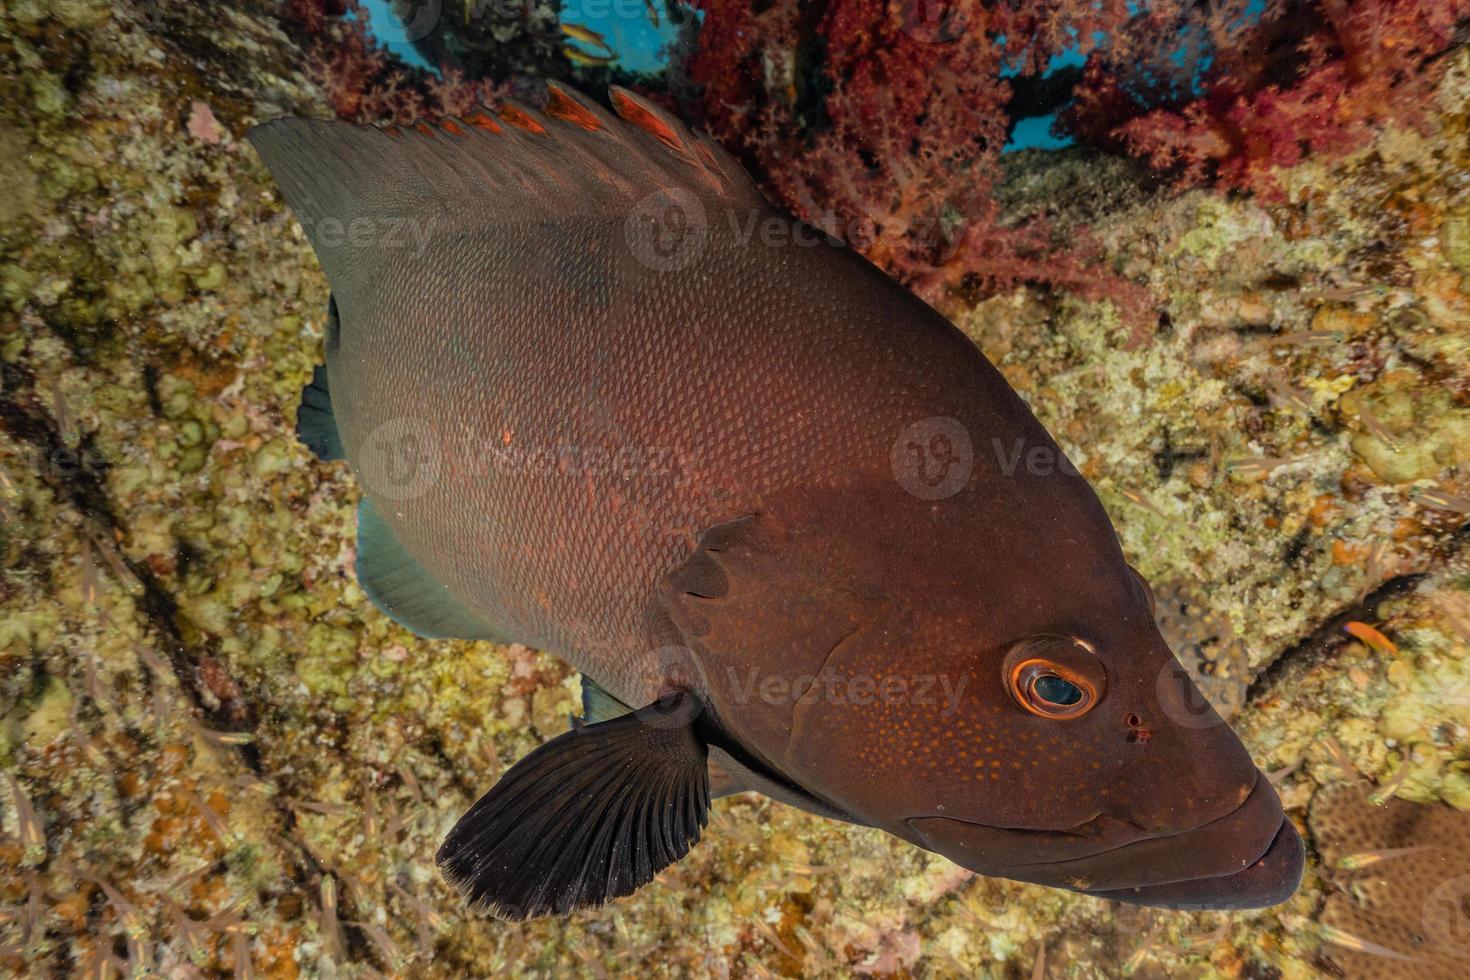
[907,771,1304,909]
[1084,817,1304,910]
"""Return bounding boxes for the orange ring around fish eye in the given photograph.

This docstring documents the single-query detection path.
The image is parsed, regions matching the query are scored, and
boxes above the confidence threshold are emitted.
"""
[1002,637,1105,720]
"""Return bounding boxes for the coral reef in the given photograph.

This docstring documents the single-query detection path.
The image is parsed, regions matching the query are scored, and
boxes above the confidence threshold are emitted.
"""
[1310,777,1470,978]
[0,0,1467,977]
[685,0,1154,316]
[1078,0,1470,197]
[276,0,569,124]
[686,0,1470,332]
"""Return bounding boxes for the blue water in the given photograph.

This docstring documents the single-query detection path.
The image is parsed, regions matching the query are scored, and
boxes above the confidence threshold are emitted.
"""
[561,0,690,74]
[357,0,682,75]
[355,0,433,71]
[1000,42,1090,153]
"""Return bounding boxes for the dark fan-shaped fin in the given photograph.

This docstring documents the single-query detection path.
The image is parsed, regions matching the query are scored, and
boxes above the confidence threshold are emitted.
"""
[436,696,710,920]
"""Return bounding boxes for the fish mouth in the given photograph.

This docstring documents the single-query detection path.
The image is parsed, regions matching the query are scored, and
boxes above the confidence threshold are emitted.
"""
[907,772,1303,909]
[1082,817,1304,909]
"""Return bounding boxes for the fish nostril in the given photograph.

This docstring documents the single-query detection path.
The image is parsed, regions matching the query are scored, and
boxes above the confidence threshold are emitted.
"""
[1123,712,1153,743]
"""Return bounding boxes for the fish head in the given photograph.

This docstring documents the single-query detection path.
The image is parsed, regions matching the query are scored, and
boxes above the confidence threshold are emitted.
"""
[896,620,1303,911]
[763,481,1303,910]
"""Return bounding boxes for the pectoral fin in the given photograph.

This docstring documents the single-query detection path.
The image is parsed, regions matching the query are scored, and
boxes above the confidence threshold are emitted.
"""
[436,695,710,920]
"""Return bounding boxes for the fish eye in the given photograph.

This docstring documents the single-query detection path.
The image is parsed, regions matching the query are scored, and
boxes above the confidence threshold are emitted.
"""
[1003,636,1105,721]
[1032,673,1083,706]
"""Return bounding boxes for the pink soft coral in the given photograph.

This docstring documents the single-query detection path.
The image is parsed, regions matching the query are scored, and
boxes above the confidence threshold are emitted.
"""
[287,0,508,124]
[1080,0,1469,196]
[686,0,1154,324]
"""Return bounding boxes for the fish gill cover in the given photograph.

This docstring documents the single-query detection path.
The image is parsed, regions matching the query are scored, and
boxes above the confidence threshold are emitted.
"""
[1,0,1470,977]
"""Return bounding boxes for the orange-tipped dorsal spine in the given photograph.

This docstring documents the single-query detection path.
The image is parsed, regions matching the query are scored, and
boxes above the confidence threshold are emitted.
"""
[464,109,502,134]
[499,103,546,134]
[608,87,681,152]
[545,83,603,132]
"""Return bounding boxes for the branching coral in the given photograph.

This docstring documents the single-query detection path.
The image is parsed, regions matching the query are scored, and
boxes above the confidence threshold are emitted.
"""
[685,0,1468,322]
[685,0,1158,319]
[283,0,513,123]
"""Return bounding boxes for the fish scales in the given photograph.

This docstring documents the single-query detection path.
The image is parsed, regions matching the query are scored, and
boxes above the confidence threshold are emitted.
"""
[288,129,1045,707]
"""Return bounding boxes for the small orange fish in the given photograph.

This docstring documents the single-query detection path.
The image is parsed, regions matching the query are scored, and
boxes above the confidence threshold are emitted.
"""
[1345,621,1399,657]
[562,22,617,67]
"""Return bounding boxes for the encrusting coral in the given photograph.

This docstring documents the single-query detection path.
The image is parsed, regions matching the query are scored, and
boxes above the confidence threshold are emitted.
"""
[1310,777,1470,978]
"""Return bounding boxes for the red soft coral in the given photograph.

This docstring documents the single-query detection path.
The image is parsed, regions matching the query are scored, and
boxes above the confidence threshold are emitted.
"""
[1085,0,1468,195]
[686,0,1154,326]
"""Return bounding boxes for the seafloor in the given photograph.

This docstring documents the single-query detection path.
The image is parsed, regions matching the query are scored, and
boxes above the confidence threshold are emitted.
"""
[2,1,1469,977]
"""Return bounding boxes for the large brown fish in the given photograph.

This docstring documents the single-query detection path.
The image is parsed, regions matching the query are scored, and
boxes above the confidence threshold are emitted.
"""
[249,83,1303,920]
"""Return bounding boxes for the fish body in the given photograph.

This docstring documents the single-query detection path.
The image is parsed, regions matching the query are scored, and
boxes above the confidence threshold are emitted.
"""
[250,84,1303,919]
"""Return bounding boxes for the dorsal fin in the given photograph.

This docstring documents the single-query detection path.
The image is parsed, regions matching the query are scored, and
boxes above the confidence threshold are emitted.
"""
[463,109,502,134]
[498,100,547,134]
[248,84,762,293]
[545,80,605,132]
[608,86,683,153]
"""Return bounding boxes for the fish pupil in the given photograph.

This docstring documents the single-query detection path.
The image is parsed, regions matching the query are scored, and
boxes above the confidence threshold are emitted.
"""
[1034,674,1082,706]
